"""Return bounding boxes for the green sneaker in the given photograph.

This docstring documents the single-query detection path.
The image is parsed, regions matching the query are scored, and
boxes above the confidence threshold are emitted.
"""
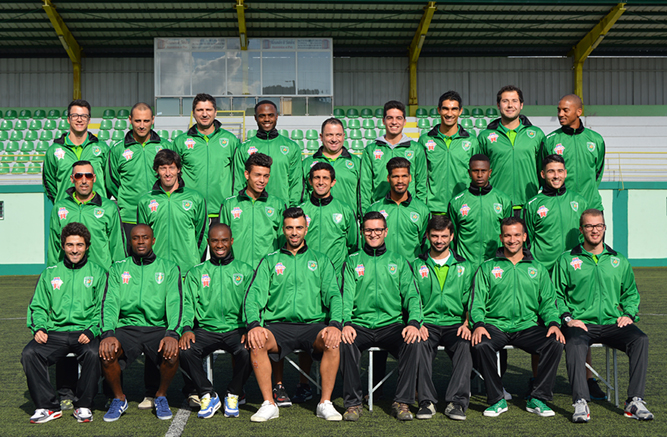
[484,399,508,417]
[526,397,555,417]
[60,399,74,411]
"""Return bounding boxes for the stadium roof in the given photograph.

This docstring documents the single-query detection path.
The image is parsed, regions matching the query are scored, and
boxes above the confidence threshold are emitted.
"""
[3,1,667,57]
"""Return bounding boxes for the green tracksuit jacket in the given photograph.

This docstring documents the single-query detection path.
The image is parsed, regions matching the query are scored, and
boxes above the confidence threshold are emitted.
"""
[470,249,560,333]
[137,179,208,274]
[411,250,474,327]
[234,129,303,207]
[448,184,513,269]
[48,188,125,269]
[360,134,427,214]
[173,121,240,216]
[552,244,640,325]
[106,130,171,223]
[243,244,343,329]
[478,115,545,207]
[342,244,423,329]
[525,185,587,272]
[219,189,286,269]
[27,257,107,338]
[540,121,605,210]
[182,253,254,334]
[298,194,359,272]
[101,252,183,338]
[302,147,361,216]
[43,132,109,203]
[366,192,431,260]
[419,124,480,213]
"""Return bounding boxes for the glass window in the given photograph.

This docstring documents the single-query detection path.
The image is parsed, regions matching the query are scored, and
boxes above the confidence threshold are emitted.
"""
[297,52,331,95]
[157,52,191,95]
[192,52,226,95]
[232,97,257,116]
[227,51,261,95]
[155,98,181,116]
[308,97,333,116]
[262,52,296,95]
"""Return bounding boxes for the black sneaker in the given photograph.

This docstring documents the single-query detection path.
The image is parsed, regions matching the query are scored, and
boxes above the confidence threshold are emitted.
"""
[524,377,536,400]
[588,378,607,400]
[292,383,313,403]
[273,383,292,407]
[444,402,467,421]
[416,401,436,420]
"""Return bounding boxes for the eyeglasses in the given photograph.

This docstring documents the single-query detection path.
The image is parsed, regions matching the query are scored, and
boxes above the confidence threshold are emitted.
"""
[363,228,386,235]
[73,172,94,180]
[582,224,606,231]
[69,114,90,120]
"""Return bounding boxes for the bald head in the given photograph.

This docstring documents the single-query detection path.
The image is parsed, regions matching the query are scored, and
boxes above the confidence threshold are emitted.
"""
[559,94,582,110]
[557,94,583,128]
[209,222,231,238]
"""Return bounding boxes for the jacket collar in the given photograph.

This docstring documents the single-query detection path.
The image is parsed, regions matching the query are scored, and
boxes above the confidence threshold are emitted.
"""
[210,251,234,266]
[310,193,334,206]
[570,243,618,257]
[375,134,413,149]
[124,129,161,146]
[256,128,279,140]
[53,131,99,146]
[418,247,465,264]
[363,243,387,257]
[468,182,493,196]
[151,176,186,193]
[487,114,533,130]
[132,250,157,266]
[65,187,103,206]
[312,146,352,160]
[427,124,471,139]
[383,190,412,206]
[186,119,222,137]
[542,184,567,197]
[238,188,269,201]
[494,247,535,262]
[64,253,88,270]
[279,242,309,256]
[561,119,585,136]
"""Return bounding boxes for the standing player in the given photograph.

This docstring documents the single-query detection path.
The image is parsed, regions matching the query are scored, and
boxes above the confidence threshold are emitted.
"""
[419,91,479,214]
[540,94,605,210]
[234,101,303,207]
[137,149,208,275]
[478,86,544,212]
[173,94,240,223]
[553,209,653,423]
[22,223,106,424]
[360,100,427,213]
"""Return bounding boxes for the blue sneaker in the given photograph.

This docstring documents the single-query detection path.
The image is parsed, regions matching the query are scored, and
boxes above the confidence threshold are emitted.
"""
[224,394,239,418]
[155,396,172,420]
[198,393,221,419]
[103,398,128,422]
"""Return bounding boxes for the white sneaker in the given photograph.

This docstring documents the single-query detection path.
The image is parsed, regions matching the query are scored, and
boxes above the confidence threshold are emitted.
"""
[317,400,342,421]
[30,409,62,424]
[251,401,279,422]
[138,397,154,410]
[73,407,93,423]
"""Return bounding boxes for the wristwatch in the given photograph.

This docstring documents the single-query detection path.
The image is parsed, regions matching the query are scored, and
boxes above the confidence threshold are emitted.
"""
[563,316,572,323]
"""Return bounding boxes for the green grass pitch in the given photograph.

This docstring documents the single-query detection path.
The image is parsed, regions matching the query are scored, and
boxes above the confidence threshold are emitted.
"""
[1,268,665,436]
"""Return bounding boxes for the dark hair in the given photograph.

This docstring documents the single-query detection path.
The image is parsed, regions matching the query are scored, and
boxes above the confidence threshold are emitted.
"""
[283,207,305,220]
[153,149,182,172]
[580,208,604,227]
[192,93,217,112]
[497,85,524,104]
[131,223,154,238]
[321,117,344,133]
[500,216,526,234]
[60,222,91,248]
[71,160,94,173]
[130,102,153,118]
[255,100,278,114]
[209,222,231,238]
[469,153,490,167]
[438,91,463,109]
[67,99,91,116]
[245,152,273,172]
[386,157,411,175]
[309,162,335,181]
[426,215,454,234]
[362,211,387,228]
[383,100,406,118]
[542,154,565,170]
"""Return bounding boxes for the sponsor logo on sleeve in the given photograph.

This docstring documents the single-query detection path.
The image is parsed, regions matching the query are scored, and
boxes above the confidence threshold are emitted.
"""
[121,271,132,284]
[460,204,470,216]
[537,205,549,218]
[491,266,504,279]
[305,215,311,227]
[419,265,429,278]
[379,210,388,219]
[355,264,365,277]
[149,199,159,213]
[185,138,196,149]
[51,277,63,290]
[373,149,384,160]
[275,262,286,275]
[231,206,242,219]
[54,148,66,160]
[554,144,565,155]
[488,133,498,143]
[248,146,258,155]
[426,140,436,151]
[201,274,211,287]
[570,257,583,270]
[58,207,69,220]
[122,149,134,161]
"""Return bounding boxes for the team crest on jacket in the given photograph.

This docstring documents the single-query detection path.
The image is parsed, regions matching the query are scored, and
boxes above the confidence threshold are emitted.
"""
[149,199,159,213]
[233,273,244,285]
[220,138,228,148]
[121,271,131,284]
[94,208,105,218]
[58,207,69,220]
[379,210,388,219]
[457,265,465,277]
[587,142,596,152]
[185,138,195,149]
[373,149,384,160]
[248,146,258,155]
[570,257,583,270]
[462,141,471,151]
[488,133,498,143]
[201,274,211,287]
[54,148,66,160]
[537,205,549,218]
[570,201,579,212]
[426,140,436,151]
[491,266,504,279]
[410,212,420,222]
[281,146,289,155]
[305,215,311,227]
[275,262,286,275]
[460,204,470,216]
[231,207,242,219]
[388,263,397,275]
[528,268,538,278]
[355,264,365,277]
[526,130,536,139]
[156,145,163,152]
[419,265,428,278]
[93,147,102,156]
[308,261,318,271]
[332,213,342,224]
[345,160,355,169]
[265,206,274,217]
[405,150,414,160]
[51,277,63,290]
[494,203,502,214]
[554,144,565,155]
[122,149,134,161]
[155,272,165,284]
[83,276,93,288]
[182,200,193,211]
[611,257,620,268]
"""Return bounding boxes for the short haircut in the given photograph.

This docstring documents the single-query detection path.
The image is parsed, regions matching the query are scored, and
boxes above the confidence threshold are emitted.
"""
[438,91,463,109]
[67,99,91,116]
[309,162,335,181]
[362,211,387,228]
[71,160,94,173]
[469,153,490,167]
[383,100,406,118]
[321,117,343,134]
[61,222,91,248]
[386,157,411,175]
[192,93,217,112]
[542,154,565,170]
[130,102,153,118]
[209,222,231,238]
[153,149,182,172]
[245,152,273,172]
[580,208,604,227]
[255,100,278,114]
[500,216,526,234]
[283,207,305,221]
[426,215,454,235]
[497,85,524,104]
